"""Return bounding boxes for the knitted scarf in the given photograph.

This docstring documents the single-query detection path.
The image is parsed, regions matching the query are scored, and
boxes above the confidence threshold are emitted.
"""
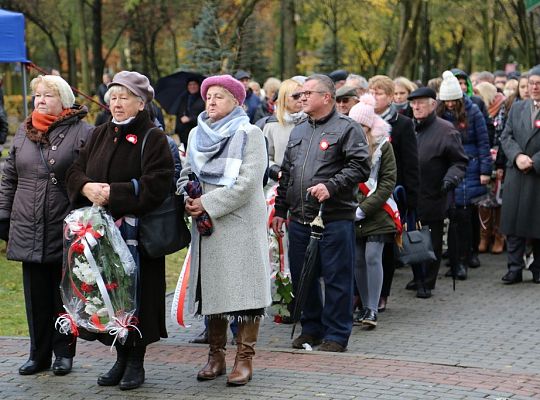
[27,108,76,144]
[188,106,250,187]
[488,93,506,118]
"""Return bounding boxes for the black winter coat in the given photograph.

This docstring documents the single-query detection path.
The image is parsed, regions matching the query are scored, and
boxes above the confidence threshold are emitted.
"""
[415,112,468,221]
[66,110,173,346]
[386,110,419,210]
[0,106,93,263]
[175,93,205,146]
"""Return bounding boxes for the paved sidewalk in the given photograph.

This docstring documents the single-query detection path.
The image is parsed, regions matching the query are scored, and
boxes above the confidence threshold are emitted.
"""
[1,253,540,399]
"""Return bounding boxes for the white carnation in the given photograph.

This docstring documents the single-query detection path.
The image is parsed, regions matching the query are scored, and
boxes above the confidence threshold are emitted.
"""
[85,303,97,315]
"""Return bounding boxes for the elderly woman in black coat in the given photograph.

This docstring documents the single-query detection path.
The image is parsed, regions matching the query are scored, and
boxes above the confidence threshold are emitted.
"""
[66,71,173,390]
[0,75,93,376]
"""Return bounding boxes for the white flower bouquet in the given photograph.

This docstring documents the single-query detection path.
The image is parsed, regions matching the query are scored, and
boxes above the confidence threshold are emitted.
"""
[57,206,140,345]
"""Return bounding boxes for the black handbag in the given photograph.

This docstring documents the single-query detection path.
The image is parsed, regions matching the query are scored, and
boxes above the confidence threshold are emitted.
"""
[396,224,437,265]
[137,129,191,258]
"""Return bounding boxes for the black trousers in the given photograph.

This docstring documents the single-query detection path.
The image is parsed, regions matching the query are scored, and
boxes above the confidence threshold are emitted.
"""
[412,220,444,289]
[447,206,473,266]
[380,242,396,298]
[506,236,540,273]
[22,262,76,362]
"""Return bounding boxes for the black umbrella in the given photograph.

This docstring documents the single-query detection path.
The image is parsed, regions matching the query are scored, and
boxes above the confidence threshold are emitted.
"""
[290,202,325,339]
[154,71,206,115]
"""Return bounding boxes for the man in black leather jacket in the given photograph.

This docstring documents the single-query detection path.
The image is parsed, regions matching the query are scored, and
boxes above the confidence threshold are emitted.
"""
[272,74,369,352]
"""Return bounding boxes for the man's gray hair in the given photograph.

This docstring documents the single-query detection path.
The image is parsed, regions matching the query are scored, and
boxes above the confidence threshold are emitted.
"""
[306,74,336,98]
[346,74,369,89]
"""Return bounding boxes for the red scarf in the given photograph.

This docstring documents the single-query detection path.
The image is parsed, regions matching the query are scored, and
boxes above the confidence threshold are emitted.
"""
[31,109,71,133]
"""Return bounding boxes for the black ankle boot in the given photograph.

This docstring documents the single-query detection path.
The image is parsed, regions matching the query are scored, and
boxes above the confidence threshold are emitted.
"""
[455,263,468,280]
[119,346,145,390]
[97,347,128,386]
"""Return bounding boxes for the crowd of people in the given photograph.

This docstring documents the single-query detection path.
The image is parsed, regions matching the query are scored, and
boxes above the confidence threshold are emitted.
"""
[0,62,539,391]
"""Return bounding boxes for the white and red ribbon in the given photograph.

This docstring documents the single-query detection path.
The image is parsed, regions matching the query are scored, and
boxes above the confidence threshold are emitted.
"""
[171,247,191,327]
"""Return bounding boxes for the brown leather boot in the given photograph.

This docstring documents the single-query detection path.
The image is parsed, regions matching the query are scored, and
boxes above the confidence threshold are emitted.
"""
[227,318,260,386]
[491,207,505,254]
[196,317,228,381]
[478,206,492,253]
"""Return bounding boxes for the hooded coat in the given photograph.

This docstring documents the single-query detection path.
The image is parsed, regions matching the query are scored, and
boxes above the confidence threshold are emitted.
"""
[0,106,93,263]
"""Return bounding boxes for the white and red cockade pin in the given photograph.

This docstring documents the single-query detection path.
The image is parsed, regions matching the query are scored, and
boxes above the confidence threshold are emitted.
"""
[535,119,540,129]
[126,134,138,144]
[320,139,329,151]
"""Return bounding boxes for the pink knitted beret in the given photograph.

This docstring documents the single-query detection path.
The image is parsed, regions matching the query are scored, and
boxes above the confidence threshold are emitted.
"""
[200,74,246,105]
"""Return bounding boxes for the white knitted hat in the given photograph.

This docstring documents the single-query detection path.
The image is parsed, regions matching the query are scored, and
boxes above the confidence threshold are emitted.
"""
[439,70,463,101]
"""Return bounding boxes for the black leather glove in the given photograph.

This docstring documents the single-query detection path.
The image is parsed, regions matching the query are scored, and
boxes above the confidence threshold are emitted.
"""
[268,164,281,181]
[440,180,455,194]
[0,219,10,242]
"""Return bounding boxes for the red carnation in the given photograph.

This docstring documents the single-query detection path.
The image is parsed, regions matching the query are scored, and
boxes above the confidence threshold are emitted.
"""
[105,282,118,290]
[81,282,94,293]
[72,242,85,254]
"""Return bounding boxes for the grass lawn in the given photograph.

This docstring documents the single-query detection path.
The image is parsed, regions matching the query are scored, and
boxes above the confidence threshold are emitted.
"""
[0,244,187,337]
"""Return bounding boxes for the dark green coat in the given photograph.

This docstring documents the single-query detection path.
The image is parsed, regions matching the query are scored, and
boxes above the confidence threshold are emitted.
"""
[355,141,397,237]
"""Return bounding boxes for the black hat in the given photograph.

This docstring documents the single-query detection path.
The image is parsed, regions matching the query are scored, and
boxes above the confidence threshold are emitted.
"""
[234,70,251,80]
[328,69,348,82]
[408,87,437,101]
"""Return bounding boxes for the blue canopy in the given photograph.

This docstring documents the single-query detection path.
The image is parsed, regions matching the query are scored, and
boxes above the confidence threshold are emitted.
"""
[0,9,29,63]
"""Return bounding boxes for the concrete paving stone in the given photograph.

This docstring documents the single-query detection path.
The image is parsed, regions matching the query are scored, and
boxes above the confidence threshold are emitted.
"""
[3,253,540,399]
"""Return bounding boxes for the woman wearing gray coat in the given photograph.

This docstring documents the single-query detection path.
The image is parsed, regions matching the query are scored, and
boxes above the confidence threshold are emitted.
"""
[0,75,93,376]
[177,74,271,386]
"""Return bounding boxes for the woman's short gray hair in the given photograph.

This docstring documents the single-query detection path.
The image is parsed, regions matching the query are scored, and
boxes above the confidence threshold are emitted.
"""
[103,85,144,105]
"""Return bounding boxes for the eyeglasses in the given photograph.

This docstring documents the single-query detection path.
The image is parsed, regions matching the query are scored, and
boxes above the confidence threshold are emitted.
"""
[296,90,327,99]
[529,80,540,87]
[290,93,302,100]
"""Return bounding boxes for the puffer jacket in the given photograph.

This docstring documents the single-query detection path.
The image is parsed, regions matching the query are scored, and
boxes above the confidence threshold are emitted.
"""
[0,105,93,263]
[274,108,370,224]
[441,96,492,205]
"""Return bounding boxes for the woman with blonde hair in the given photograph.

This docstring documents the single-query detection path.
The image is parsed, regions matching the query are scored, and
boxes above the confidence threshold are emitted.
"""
[393,77,417,117]
[0,75,93,376]
[263,78,304,182]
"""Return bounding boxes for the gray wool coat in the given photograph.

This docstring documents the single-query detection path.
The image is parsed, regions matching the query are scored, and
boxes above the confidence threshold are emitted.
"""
[177,124,272,316]
[500,99,540,239]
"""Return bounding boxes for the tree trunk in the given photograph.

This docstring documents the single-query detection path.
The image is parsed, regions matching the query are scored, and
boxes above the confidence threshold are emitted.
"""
[91,0,104,93]
[66,27,77,86]
[77,0,90,94]
[389,0,422,78]
[421,0,431,84]
[281,0,297,78]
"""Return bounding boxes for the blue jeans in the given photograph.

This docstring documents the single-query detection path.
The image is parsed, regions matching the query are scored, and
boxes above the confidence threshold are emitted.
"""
[288,219,355,347]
